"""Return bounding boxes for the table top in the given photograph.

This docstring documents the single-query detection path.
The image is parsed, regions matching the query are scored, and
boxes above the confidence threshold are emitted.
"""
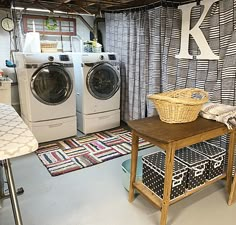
[0,103,38,160]
[127,116,228,144]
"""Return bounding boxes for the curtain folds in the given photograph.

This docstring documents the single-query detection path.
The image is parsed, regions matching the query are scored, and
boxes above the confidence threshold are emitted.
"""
[105,0,236,122]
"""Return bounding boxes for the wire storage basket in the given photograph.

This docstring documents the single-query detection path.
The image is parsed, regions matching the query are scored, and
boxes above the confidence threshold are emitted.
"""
[148,88,209,123]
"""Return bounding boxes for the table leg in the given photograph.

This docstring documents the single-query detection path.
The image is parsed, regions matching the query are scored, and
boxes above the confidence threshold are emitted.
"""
[160,144,175,225]
[128,130,139,202]
[3,159,23,225]
[226,131,235,194]
[228,174,236,205]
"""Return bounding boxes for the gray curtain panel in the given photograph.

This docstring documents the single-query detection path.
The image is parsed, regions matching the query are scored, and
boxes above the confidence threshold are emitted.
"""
[105,0,236,170]
[105,0,236,121]
[105,11,150,121]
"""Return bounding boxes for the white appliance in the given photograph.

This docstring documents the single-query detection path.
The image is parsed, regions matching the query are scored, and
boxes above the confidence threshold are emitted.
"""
[14,52,77,143]
[73,52,120,134]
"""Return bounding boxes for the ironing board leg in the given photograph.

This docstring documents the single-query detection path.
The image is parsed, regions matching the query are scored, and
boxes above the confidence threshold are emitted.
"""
[0,162,4,208]
[3,159,23,225]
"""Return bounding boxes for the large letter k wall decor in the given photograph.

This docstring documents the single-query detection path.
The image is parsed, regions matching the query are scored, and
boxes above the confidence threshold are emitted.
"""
[176,0,219,60]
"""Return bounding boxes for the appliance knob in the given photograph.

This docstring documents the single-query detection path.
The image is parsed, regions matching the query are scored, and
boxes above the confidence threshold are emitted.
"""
[48,56,54,62]
[100,55,104,60]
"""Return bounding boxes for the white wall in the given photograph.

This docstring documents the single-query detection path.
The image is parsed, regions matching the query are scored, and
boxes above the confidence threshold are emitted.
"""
[76,15,94,42]
[0,11,95,66]
[0,10,104,60]
[70,15,95,52]
[0,9,12,69]
[0,9,20,113]
[20,13,95,52]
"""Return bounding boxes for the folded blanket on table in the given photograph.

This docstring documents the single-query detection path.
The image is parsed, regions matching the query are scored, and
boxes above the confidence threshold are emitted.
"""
[200,102,236,129]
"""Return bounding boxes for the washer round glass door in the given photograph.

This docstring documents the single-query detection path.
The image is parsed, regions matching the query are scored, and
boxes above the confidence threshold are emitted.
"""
[86,62,120,100]
[31,62,73,105]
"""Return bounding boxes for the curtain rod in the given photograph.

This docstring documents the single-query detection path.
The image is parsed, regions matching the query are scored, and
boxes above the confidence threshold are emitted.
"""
[103,0,200,13]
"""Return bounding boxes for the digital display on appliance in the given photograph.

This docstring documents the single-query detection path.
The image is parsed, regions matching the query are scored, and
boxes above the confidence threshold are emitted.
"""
[108,54,116,60]
[59,55,70,61]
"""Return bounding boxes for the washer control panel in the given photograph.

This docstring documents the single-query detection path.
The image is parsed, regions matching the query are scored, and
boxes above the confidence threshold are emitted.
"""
[59,55,70,61]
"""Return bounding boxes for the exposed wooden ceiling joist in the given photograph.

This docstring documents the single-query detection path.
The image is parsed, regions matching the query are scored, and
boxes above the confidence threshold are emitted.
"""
[0,0,199,14]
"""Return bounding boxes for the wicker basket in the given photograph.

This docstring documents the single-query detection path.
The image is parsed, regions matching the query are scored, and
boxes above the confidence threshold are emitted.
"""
[148,88,209,123]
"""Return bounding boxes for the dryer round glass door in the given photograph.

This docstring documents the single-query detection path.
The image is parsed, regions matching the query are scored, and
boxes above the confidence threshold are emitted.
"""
[86,62,120,100]
[31,62,73,105]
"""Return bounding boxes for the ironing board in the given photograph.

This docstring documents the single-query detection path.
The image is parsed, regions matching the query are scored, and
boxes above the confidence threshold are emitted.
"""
[0,103,38,225]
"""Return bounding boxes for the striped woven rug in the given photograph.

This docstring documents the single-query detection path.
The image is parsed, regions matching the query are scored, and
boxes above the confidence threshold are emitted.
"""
[36,127,153,176]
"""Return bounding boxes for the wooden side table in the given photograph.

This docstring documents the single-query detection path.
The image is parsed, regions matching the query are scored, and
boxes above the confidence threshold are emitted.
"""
[127,116,235,225]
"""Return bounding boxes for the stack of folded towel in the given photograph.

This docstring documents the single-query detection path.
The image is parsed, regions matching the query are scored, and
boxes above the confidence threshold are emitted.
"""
[200,102,236,129]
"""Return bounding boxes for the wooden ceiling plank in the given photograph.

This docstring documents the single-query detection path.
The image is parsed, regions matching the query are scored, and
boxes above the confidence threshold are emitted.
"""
[73,0,122,6]
[61,3,93,15]
[8,0,198,14]
[33,0,53,11]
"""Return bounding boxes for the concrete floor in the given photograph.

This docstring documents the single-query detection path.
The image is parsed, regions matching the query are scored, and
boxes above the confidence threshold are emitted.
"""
[0,145,236,225]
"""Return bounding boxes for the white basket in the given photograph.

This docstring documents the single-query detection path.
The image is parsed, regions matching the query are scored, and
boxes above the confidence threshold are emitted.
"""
[121,156,143,192]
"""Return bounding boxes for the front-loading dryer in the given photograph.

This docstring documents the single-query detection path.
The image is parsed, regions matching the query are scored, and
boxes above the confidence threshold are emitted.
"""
[14,52,77,143]
[73,52,120,134]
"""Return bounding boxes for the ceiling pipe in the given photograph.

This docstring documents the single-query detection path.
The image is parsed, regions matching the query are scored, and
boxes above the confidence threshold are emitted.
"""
[93,17,105,41]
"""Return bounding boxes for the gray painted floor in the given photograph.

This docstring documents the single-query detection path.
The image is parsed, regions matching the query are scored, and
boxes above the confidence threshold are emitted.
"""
[0,145,236,225]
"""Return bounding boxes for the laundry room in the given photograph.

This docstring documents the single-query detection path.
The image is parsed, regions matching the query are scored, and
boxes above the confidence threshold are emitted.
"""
[1,0,236,225]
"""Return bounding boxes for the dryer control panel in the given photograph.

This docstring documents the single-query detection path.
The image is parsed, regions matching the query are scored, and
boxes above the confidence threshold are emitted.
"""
[81,52,118,64]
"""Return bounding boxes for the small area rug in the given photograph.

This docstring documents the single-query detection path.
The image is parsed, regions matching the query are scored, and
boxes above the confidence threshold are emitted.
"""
[36,127,153,176]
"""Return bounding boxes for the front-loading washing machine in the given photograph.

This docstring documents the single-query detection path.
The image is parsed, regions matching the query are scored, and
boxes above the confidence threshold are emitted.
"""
[73,52,120,134]
[14,52,77,143]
